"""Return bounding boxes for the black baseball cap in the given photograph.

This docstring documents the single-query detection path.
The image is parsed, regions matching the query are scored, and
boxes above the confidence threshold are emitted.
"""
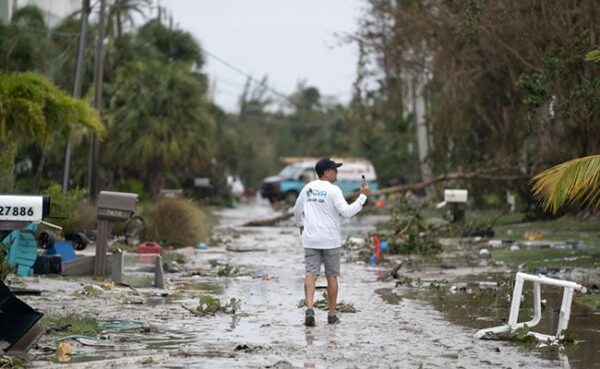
[315,157,343,177]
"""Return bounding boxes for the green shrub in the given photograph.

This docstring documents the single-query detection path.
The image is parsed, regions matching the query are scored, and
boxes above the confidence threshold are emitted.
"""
[42,184,92,234]
[0,145,17,192]
[42,313,100,338]
[143,197,207,247]
[380,198,443,255]
[0,243,14,281]
[111,178,147,202]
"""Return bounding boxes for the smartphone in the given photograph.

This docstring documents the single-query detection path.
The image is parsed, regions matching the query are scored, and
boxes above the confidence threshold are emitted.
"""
[361,175,367,186]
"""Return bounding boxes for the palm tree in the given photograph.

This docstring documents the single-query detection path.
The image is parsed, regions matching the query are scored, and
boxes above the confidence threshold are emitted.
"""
[108,61,215,198]
[0,72,104,191]
[531,154,600,214]
[108,0,150,39]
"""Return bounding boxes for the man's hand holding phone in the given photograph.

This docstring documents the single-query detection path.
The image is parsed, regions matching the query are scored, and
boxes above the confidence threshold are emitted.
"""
[360,175,370,196]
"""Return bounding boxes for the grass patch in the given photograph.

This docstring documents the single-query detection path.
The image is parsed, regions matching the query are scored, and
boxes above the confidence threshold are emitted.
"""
[492,248,600,270]
[42,313,101,338]
[0,356,27,368]
[493,214,600,244]
[575,294,600,311]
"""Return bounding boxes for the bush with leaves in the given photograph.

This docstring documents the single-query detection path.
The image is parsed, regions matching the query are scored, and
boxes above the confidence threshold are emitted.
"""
[41,184,92,234]
[0,242,14,281]
[378,198,443,255]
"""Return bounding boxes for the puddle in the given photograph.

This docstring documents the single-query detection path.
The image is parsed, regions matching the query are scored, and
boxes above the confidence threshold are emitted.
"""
[374,288,402,305]
[420,273,600,369]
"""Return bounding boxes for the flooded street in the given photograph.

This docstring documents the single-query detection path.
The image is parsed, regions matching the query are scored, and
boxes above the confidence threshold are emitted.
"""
[18,201,590,368]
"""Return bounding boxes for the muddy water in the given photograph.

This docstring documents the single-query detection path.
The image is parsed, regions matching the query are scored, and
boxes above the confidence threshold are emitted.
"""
[421,274,600,369]
[17,201,577,368]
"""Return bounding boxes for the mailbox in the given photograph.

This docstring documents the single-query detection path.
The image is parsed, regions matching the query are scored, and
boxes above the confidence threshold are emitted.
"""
[97,191,138,221]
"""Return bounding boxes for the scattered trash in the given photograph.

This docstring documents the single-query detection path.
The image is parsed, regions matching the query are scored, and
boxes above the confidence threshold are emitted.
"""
[475,272,586,343]
[226,245,266,252]
[182,295,242,316]
[487,240,514,248]
[297,292,357,313]
[369,235,382,264]
[550,241,588,250]
[478,248,491,258]
[195,243,208,250]
[251,271,271,280]
[0,280,44,354]
[524,232,543,240]
[56,342,73,362]
[217,263,241,277]
[138,241,163,264]
[376,261,403,281]
[488,240,502,248]
[478,281,498,290]
[380,241,389,251]
[101,320,146,332]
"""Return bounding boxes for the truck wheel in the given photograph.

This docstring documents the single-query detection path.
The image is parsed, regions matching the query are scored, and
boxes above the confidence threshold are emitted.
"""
[285,191,298,205]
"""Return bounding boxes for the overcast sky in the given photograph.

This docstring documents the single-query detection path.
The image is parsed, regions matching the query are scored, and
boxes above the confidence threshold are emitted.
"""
[161,1,363,112]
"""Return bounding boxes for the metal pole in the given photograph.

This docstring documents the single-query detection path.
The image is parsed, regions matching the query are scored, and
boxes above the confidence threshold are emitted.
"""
[88,0,107,201]
[62,0,90,193]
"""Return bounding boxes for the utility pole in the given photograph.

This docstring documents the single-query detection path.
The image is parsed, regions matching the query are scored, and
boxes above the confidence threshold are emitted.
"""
[62,0,90,193]
[88,0,107,200]
[413,74,432,185]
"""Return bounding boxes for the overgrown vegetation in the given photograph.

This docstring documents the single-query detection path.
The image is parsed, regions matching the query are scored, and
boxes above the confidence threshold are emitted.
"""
[216,263,241,277]
[575,294,600,311]
[42,313,101,338]
[492,249,600,271]
[0,355,27,369]
[143,197,207,247]
[42,184,94,234]
[195,295,241,316]
[297,292,357,313]
[509,325,537,344]
[0,243,13,281]
[377,198,443,255]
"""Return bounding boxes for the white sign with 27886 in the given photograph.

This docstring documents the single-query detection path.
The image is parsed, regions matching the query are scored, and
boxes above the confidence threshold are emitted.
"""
[0,195,45,222]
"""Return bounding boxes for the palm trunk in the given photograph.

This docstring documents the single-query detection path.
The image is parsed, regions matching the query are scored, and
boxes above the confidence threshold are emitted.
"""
[148,169,164,200]
[33,151,46,193]
[0,143,16,192]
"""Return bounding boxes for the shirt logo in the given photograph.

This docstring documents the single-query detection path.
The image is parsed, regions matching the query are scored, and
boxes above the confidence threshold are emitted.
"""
[307,188,327,202]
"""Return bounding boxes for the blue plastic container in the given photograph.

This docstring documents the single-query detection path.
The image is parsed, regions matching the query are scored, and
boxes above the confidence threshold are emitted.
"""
[46,241,76,262]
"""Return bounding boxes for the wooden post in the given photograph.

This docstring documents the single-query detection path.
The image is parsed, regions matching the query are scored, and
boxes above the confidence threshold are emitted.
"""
[154,255,165,289]
[94,219,109,276]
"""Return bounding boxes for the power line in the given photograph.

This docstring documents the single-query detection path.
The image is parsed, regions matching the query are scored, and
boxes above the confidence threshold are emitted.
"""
[203,49,292,101]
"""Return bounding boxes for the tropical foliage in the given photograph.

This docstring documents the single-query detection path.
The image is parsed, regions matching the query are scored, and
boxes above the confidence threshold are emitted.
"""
[532,155,600,213]
[0,0,597,217]
[0,72,103,191]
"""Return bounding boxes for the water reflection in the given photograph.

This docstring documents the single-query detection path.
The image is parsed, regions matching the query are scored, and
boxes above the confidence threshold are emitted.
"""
[305,328,314,346]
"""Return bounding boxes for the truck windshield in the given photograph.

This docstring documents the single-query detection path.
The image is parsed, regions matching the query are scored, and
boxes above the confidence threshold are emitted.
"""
[279,164,300,179]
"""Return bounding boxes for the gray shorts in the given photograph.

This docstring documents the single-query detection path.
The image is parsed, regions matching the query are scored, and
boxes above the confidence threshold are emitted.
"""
[304,248,341,277]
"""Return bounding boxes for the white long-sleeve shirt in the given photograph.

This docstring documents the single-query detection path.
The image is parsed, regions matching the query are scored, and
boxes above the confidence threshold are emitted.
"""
[293,179,367,249]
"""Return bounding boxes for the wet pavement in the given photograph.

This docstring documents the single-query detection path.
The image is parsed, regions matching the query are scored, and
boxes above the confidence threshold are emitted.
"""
[15,201,592,368]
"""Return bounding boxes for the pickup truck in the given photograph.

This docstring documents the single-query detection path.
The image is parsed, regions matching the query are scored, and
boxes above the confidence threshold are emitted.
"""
[261,158,378,204]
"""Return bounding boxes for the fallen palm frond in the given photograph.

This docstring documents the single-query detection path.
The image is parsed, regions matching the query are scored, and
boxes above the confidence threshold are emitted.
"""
[531,155,600,214]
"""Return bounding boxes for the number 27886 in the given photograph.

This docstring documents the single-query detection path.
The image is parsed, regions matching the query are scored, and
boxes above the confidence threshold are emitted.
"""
[0,206,35,216]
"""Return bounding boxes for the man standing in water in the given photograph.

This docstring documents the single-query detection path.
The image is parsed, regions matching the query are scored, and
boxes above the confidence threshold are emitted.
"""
[293,158,370,326]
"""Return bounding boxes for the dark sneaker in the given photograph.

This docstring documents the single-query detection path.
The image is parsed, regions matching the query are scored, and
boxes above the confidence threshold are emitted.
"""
[327,315,340,325]
[305,309,315,327]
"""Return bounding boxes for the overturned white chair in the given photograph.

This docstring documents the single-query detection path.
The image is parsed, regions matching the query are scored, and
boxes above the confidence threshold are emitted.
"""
[475,272,586,342]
